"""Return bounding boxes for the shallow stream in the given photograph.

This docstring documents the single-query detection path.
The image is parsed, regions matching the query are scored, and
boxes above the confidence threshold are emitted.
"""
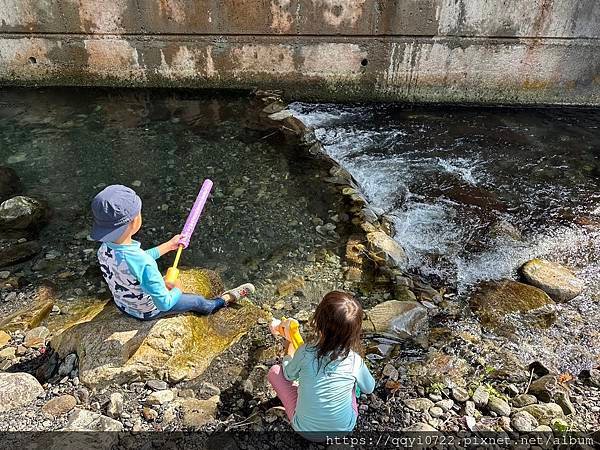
[292,103,600,374]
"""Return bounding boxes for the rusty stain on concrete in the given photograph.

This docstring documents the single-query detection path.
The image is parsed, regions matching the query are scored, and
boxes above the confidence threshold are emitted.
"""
[270,0,294,33]
[316,0,366,28]
[158,0,187,24]
[0,0,598,105]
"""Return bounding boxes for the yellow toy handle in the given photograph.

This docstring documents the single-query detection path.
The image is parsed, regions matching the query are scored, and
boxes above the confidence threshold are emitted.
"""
[165,245,183,285]
[287,319,304,350]
[270,317,304,350]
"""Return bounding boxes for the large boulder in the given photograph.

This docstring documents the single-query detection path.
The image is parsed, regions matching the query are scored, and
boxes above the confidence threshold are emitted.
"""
[470,279,557,335]
[0,166,22,203]
[363,300,427,338]
[0,240,41,268]
[521,259,584,302]
[0,196,48,230]
[50,270,266,388]
[366,231,408,269]
[0,372,44,412]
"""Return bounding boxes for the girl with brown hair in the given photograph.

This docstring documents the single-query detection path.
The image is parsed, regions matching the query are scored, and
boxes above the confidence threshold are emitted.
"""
[267,291,375,437]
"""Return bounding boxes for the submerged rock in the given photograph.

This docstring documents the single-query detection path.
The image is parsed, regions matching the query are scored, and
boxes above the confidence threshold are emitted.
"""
[521,259,583,302]
[0,166,22,203]
[0,196,47,230]
[407,350,472,389]
[470,279,557,335]
[0,240,41,268]
[363,300,427,338]
[50,270,266,388]
[0,372,44,412]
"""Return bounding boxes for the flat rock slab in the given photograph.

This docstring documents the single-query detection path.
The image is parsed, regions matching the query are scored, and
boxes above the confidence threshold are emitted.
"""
[521,258,584,302]
[50,269,266,388]
[62,408,123,431]
[0,283,55,332]
[470,279,557,335]
[0,372,44,412]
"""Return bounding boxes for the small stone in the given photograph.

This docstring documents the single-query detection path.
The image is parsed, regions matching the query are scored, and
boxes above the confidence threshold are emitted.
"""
[132,180,142,187]
[588,369,600,388]
[403,398,434,412]
[488,396,511,416]
[107,392,123,418]
[452,387,470,402]
[181,396,219,429]
[429,406,444,418]
[534,425,553,432]
[15,345,27,356]
[146,379,168,391]
[511,410,539,432]
[242,379,253,394]
[62,408,124,431]
[58,353,77,377]
[382,364,399,380]
[403,422,437,432]
[436,399,454,411]
[142,407,158,421]
[196,382,221,398]
[146,390,174,406]
[0,271,10,279]
[472,385,490,407]
[75,387,90,404]
[23,326,49,347]
[464,400,476,416]
[42,395,77,416]
[273,300,286,310]
[163,404,178,425]
[0,346,15,360]
[512,393,537,408]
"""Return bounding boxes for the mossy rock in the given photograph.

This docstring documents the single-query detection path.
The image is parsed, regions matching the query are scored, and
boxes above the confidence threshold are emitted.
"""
[49,267,265,387]
[470,279,557,336]
[178,268,224,298]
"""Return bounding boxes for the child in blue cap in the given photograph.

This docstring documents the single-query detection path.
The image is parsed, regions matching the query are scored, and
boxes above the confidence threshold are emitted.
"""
[91,184,254,320]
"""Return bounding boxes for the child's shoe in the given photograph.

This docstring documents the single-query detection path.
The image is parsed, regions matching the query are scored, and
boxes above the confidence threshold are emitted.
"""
[222,283,255,304]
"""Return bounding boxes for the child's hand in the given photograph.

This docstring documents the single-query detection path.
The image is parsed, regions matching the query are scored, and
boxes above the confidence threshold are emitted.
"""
[164,277,182,291]
[165,234,183,252]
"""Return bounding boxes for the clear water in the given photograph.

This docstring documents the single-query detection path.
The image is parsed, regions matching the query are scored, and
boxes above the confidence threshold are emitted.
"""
[0,88,338,304]
[292,102,600,373]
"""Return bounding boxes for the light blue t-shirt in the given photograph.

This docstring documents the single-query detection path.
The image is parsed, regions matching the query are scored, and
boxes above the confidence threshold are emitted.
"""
[97,240,182,318]
[282,345,375,433]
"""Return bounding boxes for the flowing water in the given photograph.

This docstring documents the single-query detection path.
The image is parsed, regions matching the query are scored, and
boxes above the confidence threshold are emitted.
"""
[292,103,600,373]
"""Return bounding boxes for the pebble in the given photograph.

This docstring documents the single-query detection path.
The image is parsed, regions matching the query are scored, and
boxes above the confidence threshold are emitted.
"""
[382,364,398,381]
[146,379,168,391]
[0,271,10,279]
[142,407,158,421]
[429,406,444,418]
[512,393,537,408]
[472,385,490,407]
[42,394,77,417]
[452,387,470,402]
[107,392,124,418]
[436,399,454,412]
[146,390,174,406]
[403,398,434,412]
[488,396,511,416]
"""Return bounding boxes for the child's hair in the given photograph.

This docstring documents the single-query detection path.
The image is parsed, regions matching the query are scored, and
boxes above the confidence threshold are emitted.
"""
[309,291,363,370]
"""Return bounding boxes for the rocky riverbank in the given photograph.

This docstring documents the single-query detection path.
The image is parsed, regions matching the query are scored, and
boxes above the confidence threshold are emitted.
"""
[0,90,598,446]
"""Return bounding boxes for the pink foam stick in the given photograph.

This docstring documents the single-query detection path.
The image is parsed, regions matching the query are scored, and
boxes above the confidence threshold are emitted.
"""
[178,179,213,249]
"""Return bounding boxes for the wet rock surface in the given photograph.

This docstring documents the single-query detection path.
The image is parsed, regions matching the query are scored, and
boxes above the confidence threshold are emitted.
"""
[0,196,48,231]
[521,258,584,302]
[0,90,598,439]
[470,279,557,335]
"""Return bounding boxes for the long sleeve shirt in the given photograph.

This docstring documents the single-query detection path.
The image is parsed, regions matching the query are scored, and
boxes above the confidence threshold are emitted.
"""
[97,240,182,318]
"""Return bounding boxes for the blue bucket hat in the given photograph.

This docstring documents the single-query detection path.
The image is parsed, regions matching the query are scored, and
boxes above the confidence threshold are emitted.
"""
[91,185,142,242]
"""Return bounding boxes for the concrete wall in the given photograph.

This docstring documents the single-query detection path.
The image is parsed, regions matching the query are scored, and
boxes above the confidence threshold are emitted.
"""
[0,0,599,105]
